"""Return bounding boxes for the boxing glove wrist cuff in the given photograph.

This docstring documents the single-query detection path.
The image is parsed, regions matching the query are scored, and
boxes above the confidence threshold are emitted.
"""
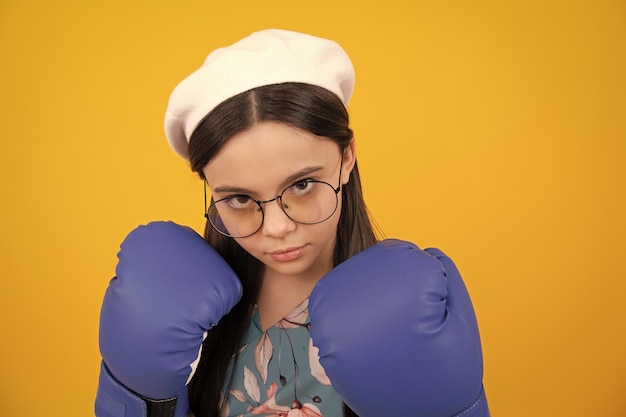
[96,361,147,417]
[95,362,185,417]
[143,397,178,417]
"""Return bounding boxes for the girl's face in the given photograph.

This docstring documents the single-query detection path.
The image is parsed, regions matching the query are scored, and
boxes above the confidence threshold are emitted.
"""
[202,121,355,281]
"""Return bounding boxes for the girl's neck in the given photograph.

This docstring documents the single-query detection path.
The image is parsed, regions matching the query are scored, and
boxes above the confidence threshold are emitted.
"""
[256,268,327,331]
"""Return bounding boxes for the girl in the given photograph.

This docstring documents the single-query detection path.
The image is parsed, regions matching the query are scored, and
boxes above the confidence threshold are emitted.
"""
[96,29,489,417]
[170,30,379,417]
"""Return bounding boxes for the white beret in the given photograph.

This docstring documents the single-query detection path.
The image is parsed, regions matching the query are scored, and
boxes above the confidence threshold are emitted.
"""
[164,29,355,159]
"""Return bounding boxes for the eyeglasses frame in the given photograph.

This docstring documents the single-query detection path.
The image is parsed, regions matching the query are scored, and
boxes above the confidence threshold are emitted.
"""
[203,157,344,238]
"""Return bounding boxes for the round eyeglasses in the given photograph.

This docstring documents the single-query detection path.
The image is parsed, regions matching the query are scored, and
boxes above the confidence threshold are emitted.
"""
[204,163,342,238]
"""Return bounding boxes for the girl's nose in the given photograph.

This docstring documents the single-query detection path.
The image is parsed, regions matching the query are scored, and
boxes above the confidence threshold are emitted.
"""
[261,199,296,237]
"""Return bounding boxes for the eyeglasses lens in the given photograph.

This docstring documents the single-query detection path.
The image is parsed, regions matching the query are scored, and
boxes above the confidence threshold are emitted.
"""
[208,181,338,238]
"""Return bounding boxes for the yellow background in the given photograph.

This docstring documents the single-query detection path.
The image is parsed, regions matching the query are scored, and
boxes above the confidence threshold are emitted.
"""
[1,1,624,416]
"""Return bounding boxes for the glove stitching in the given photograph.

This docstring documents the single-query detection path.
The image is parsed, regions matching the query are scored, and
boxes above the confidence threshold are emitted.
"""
[102,362,149,411]
[451,389,485,417]
[447,308,482,363]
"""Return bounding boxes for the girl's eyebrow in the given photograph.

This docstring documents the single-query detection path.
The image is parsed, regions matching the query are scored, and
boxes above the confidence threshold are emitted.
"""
[212,165,325,195]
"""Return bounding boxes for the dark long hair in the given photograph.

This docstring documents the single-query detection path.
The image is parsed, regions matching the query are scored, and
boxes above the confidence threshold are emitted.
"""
[186,82,379,417]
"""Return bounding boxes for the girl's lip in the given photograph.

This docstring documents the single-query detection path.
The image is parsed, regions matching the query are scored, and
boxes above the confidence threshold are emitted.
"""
[268,245,306,262]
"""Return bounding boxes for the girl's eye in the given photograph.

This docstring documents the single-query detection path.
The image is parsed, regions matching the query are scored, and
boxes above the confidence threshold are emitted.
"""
[225,195,255,209]
[287,179,314,195]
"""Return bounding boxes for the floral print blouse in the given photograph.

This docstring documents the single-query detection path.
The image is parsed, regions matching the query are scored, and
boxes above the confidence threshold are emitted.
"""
[221,299,343,417]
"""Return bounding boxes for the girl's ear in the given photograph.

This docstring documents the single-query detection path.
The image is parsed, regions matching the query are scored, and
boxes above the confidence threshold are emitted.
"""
[341,138,357,185]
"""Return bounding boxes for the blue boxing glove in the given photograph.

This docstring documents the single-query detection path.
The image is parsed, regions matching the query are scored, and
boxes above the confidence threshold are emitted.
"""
[95,221,242,417]
[309,240,489,417]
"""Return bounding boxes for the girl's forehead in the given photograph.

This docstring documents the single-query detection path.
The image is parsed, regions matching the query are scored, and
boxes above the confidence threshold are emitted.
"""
[202,121,340,189]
